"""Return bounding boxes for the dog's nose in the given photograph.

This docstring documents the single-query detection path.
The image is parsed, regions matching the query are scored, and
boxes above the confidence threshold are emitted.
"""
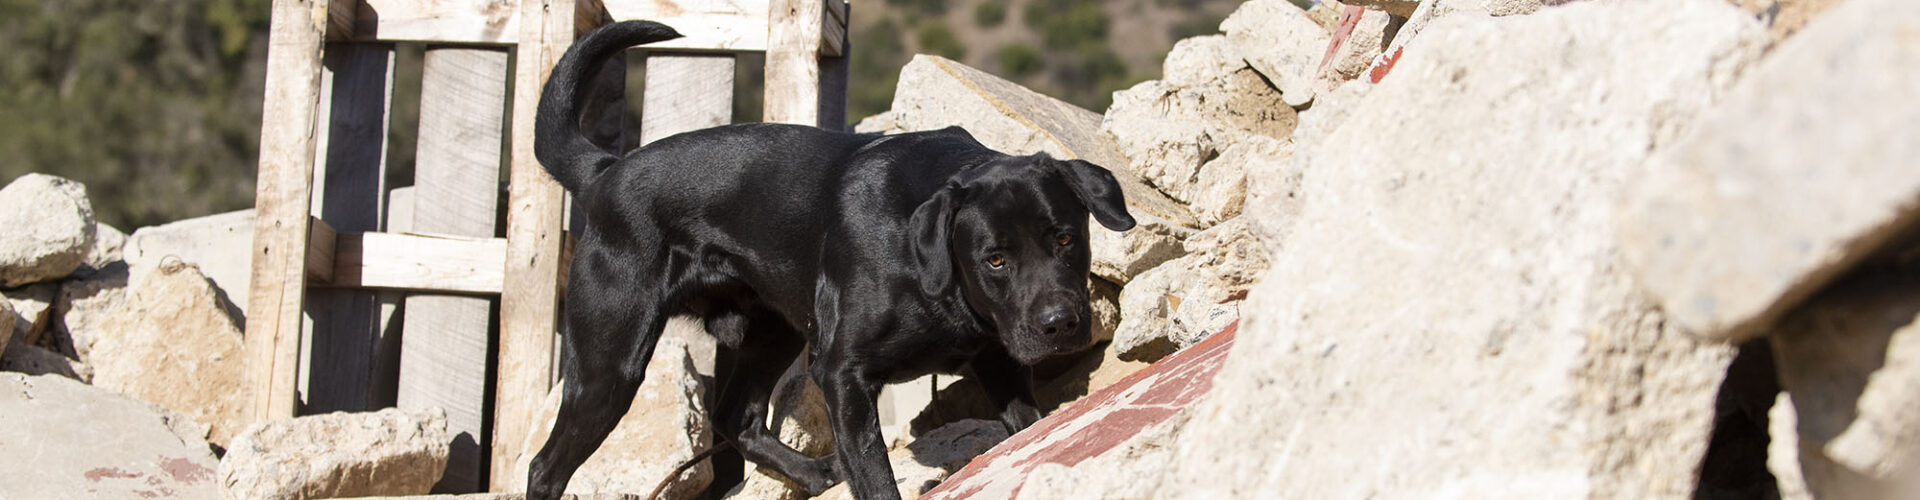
[1038,308,1079,336]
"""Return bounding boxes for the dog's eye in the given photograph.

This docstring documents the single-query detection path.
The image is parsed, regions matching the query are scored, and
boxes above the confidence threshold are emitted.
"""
[985,254,1005,269]
[1058,235,1072,247]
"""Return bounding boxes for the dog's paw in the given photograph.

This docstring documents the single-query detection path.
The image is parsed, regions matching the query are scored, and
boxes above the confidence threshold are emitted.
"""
[792,454,843,496]
[998,402,1044,433]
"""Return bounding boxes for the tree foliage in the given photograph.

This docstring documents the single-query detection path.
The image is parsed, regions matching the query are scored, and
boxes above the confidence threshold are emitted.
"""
[0,0,269,228]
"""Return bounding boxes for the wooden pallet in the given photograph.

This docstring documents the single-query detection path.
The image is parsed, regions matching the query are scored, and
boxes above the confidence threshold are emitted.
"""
[242,0,848,491]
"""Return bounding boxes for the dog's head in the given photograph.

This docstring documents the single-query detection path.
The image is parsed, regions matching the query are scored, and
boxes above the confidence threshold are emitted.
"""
[910,155,1136,365]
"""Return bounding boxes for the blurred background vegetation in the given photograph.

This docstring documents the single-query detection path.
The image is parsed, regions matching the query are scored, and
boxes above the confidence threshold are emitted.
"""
[0,0,1248,230]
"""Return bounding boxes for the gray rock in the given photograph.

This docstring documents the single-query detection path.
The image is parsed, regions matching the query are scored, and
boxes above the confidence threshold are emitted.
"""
[5,282,57,346]
[1035,1,1768,497]
[0,174,96,287]
[78,222,127,277]
[1103,69,1295,209]
[1768,267,1920,499]
[54,260,128,362]
[506,317,715,499]
[1619,0,1920,345]
[1189,135,1289,227]
[0,372,219,500]
[86,257,249,447]
[0,342,92,381]
[1089,278,1121,344]
[125,209,254,314]
[1221,0,1329,108]
[1087,212,1192,285]
[1112,218,1267,362]
[1160,35,1245,88]
[218,407,451,500]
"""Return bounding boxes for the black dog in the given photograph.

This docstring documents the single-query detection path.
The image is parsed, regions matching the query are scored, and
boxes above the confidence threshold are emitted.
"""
[526,20,1135,500]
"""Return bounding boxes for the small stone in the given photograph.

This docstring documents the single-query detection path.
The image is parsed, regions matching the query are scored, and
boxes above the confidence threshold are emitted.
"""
[0,174,96,287]
[5,282,58,346]
[1221,0,1329,107]
[1088,212,1192,285]
[218,407,452,500]
[1160,36,1245,88]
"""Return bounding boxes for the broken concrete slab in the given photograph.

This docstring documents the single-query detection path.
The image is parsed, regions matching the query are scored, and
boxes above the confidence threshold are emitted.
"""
[124,209,254,314]
[1620,0,1920,344]
[0,372,219,500]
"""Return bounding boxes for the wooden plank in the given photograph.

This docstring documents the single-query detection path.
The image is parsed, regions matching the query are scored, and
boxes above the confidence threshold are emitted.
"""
[642,54,735,142]
[401,46,509,493]
[310,231,509,294]
[302,43,395,415]
[604,0,771,52]
[764,0,847,127]
[346,0,772,52]
[244,0,334,424]
[493,0,580,490]
[353,0,520,45]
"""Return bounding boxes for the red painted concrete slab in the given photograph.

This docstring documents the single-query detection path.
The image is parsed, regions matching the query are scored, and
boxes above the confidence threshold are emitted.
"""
[922,322,1238,500]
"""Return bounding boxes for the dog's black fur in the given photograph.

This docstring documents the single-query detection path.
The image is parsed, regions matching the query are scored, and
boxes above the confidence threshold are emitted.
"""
[526,20,1135,500]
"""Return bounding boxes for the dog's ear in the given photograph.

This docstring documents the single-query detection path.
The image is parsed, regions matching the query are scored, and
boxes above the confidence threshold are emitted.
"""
[910,185,958,297]
[1051,159,1137,231]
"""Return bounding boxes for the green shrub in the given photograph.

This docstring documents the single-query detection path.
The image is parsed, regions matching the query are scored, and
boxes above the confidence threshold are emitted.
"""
[996,43,1042,77]
[974,0,1007,28]
[915,22,967,60]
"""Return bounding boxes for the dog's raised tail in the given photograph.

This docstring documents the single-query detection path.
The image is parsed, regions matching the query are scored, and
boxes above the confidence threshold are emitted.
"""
[535,20,682,193]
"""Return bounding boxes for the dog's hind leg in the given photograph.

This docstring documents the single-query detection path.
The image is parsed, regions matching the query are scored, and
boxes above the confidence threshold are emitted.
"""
[708,310,842,496]
[526,245,672,500]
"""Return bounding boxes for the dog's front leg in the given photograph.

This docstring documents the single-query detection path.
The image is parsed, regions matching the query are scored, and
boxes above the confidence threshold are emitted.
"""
[970,347,1044,433]
[814,363,899,500]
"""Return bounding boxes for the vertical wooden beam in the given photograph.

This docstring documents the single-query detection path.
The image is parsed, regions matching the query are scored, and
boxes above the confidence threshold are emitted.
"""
[764,0,847,128]
[642,54,736,142]
[302,43,395,414]
[244,0,333,423]
[400,46,509,493]
[494,0,584,491]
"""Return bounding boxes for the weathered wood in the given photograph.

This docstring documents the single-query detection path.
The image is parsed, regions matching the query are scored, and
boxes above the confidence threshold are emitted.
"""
[353,0,521,45]
[345,0,772,52]
[302,43,395,415]
[642,54,735,142]
[244,0,334,424]
[310,231,509,294]
[494,0,580,490]
[764,0,847,127]
[605,0,772,52]
[401,46,509,493]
